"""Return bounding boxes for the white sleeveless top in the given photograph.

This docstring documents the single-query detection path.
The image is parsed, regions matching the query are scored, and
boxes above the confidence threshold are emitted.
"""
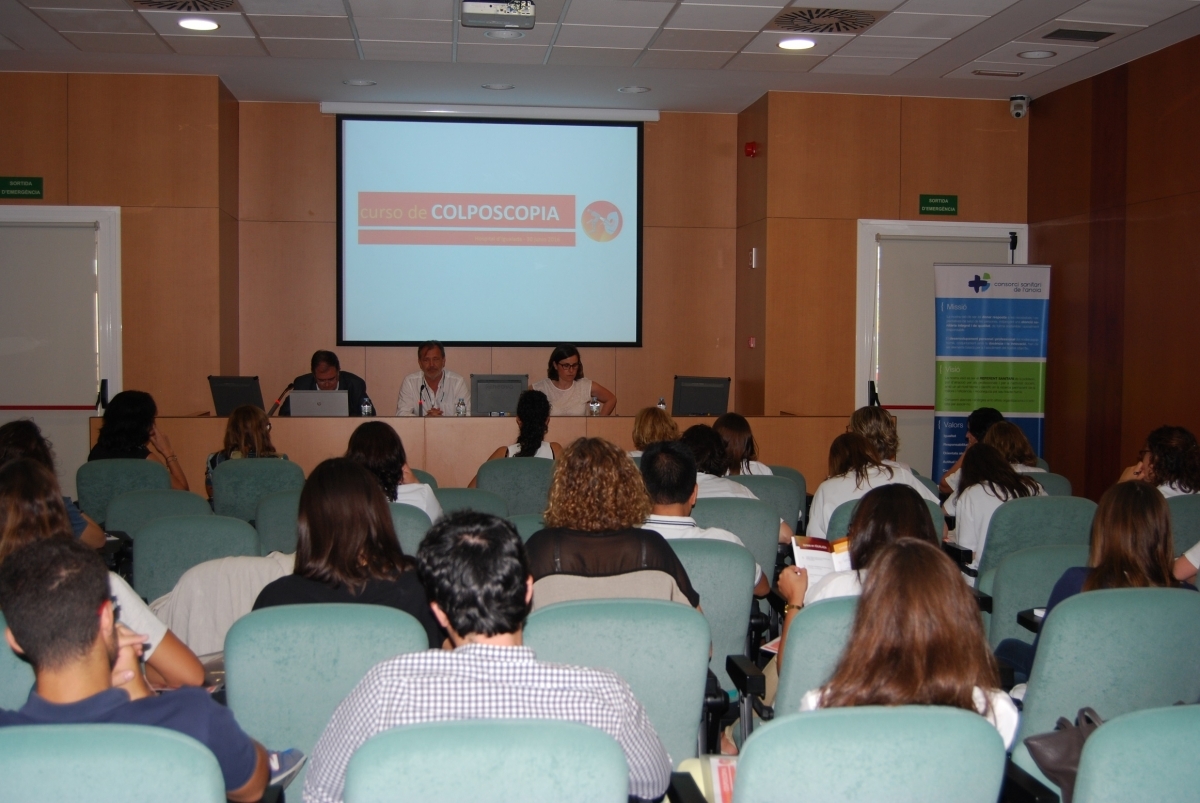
[506,441,554,459]
[532,377,593,416]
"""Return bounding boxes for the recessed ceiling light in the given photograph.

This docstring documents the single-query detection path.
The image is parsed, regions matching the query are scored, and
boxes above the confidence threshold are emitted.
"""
[777,37,815,51]
[485,29,524,39]
[482,83,515,90]
[972,68,1024,77]
[343,79,377,86]
[178,17,219,31]
[618,86,650,94]
[1018,50,1056,60]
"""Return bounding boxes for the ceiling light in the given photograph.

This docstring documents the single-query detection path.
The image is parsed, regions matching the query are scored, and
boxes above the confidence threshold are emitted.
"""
[178,18,219,31]
[343,79,377,86]
[777,37,815,51]
[485,29,524,39]
[482,83,515,90]
[1018,50,1056,60]
[618,86,650,94]
[972,69,1024,78]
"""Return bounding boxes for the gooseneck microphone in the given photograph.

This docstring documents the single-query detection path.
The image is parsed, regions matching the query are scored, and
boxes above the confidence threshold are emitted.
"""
[419,382,427,417]
[268,382,295,417]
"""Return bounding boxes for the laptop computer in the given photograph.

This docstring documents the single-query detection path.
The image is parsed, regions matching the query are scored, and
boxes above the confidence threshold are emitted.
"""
[288,390,348,417]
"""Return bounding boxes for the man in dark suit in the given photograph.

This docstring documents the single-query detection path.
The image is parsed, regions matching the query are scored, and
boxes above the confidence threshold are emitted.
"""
[280,350,370,416]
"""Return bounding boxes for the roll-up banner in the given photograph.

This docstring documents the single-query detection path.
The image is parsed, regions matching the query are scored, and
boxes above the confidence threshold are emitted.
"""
[933,264,1051,480]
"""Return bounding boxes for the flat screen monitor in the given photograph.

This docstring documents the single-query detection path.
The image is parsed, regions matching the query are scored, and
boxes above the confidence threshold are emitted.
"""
[672,376,731,417]
[208,376,264,417]
[471,374,528,417]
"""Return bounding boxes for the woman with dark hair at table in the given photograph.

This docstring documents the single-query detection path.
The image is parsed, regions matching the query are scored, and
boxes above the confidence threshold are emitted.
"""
[88,390,189,491]
[531,344,617,416]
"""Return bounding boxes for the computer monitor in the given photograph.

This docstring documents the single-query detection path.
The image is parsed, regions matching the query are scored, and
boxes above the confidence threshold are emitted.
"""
[471,374,528,417]
[208,376,264,417]
[671,376,731,416]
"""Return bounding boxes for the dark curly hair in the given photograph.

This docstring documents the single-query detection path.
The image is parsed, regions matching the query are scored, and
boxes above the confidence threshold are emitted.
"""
[514,391,551,458]
[345,421,407,502]
[0,420,56,473]
[546,344,584,382]
[1144,426,1200,494]
[94,391,157,454]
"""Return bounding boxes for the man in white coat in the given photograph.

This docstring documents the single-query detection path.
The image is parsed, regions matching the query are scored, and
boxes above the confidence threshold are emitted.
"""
[395,340,470,416]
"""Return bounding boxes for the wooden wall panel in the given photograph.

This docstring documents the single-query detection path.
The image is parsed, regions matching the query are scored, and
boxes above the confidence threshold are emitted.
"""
[239,102,335,223]
[219,211,239,374]
[1126,35,1200,207]
[736,95,768,227]
[219,81,239,219]
[68,74,219,208]
[734,219,766,414]
[1027,80,1092,224]
[765,92,901,220]
[750,416,847,487]
[643,112,736,229]
[899,97,1027,223]
[0,73,68,205]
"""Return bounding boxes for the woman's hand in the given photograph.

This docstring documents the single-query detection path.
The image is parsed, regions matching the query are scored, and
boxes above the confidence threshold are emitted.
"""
[401,464,418,485]
[148,424,172,457]
[111,624,153,700]
[777,565,808,607]
[1119,463,1143,482]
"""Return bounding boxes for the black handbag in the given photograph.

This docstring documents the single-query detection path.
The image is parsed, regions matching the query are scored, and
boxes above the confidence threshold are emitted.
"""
[1024,707,1104,803]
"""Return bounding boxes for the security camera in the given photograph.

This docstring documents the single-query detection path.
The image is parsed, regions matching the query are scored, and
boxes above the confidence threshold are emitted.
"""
[1010,95,1031,119]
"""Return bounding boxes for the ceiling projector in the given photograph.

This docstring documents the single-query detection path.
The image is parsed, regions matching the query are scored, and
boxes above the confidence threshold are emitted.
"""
[462,0,535,28]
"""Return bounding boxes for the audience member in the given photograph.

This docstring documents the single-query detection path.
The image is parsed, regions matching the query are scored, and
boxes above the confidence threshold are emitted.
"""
[848,406,906,471]
[630,406,679,457]
[0,420,104,548]
[87,390,188,491]
[939,407,1005,494]
[525,438,699,610]
[205,404,286,499]
[713,413,772,476]
[252,459,443,648]
[471,391,562,489]
[0,459,203,688]
[1120,425,1200,498]
[680,425,756,500]
[531,344,616,416]
[395,340,470,417]
[0,538,269,801]
[281,350,369,417]
[345,421,441,522]
[798,538,1018,749]
[982,421,1046,476]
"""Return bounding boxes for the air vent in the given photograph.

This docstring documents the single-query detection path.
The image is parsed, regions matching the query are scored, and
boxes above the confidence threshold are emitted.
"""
[127,0,238,11]
[973,69,1023,78]
[1043,28,1113,43]
[768,7,885,34]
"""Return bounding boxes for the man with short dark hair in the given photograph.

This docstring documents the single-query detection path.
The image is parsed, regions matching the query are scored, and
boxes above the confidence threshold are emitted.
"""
[395,340,470,416]
[281,349,370,416]
[302,511,671,803]
[939,406,1006,493]
[0,539,270,802]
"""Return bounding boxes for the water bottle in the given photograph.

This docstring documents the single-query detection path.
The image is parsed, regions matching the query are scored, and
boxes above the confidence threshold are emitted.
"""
[588,395,601,416]
[455,398,466,417]
[360,396,375,417]
[657,397,667,410]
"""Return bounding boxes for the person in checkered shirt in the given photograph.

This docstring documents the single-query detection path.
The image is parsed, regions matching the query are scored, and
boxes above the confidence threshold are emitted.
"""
[302,511,673,803]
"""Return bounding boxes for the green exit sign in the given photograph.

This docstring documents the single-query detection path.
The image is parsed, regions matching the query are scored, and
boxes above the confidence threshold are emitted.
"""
[0,177,43,199]
[919,194,958,215]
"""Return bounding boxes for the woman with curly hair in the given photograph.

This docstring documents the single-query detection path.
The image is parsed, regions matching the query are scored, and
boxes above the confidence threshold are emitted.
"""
[630,407,679,458]
[531,344,617,416]
[848,406,904,469]
[88,390,189,491]
[345,421,441,522]
[204,405,287,499]
[525,437,699,610]
[1120,425,1200,498]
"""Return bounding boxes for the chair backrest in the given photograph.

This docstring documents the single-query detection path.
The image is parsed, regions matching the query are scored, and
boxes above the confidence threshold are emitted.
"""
[735,707,1006,803]
[225,603,430,793]
[1034,472,1073,497]
[524,599,710,766]
[210,458,305,521]
[475,458,556,516]
[767,465,807,501]
[729,474,803,531]
[434,487,509,518]
[133,515,261,602]
[411,468,438,488]
[104,489,212,536]
[0,723,226,802]
[669,539,756,691]
[913,472,941,498]
[977,495,1097,576]
[344,719,629,803]
[254,488,301,555]
[630,455,641,468]
[986,544,1089,649]
[389,503,432,556]
[508,513,545,542]
[826,498,945,542]
[0,611,34,710]
[76,459,171,524]
[1035,456,1050,470]
[774,596,858,715]
[691,497,779,587]
[1168,494,1200,556]
[1074,705,1200,803]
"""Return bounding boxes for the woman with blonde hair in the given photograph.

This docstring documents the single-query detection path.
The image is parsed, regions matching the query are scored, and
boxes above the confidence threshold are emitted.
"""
[630,407,680,457]
[205,404,286,499]
[848,406,903,468]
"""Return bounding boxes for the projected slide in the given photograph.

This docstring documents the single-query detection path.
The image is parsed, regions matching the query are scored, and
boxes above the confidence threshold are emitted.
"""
[339,117,641,345]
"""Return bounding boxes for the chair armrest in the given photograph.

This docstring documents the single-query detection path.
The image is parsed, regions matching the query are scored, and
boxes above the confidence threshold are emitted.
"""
[1000,757,1059,803]
[726,655,765,697]
[1017,609,1043,633]
[972,588,993,613]
[667,771,708,803]
[941,542,978,577]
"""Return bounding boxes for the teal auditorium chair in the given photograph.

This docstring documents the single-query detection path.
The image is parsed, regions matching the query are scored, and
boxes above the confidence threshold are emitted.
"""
[1074,705,1200,803]
[987,544,1089,649]
[692,498,779,590]
[1036,456,1050,470]
[767,465,807,501]
[254,488,301,555]
[1011,588,1200,792]
[509,513,545,541]
[411,468,438,488]
[826,498,945,542]
[76,459,170,525]
[525,599,710,767]
[133,515,260,602]
[434,487,509,518]
[735,707,1006,803]
[730,474,803,532]
[344,719,630,803]
[475,458,556,516]
[1168,494,1200,556]
[1034,472,1073,497]
[0,723,226,803]
[0,611,34,710]
[976,495,1096,578]
[210,458,305,522]
[104,489,212,536]
[226,603,431,793]
[670,539,756,690]
[389,503,432,556]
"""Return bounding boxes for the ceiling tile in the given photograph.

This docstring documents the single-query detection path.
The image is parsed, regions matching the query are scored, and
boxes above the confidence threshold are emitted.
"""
[680,0,787,7]
[361,39,451,59]
[638,48,734,68]
[457,21,556,44]
[652,28,754,50]
[741,30,853,55]
[531,0,567,25]
[20,0,128,9]
[0,33,17,49]
[1060,0,1195,28]
[666,4,780,31]
[33,8,151,33]
[866,12,986,38]
[138,11,256,37]
[356,18,451,39]
[456,41,546,62]
[836,34,945,58]
[261,36,359,58]
[238,0,348,14]
[976,40,1095,67]
[1016,19,1140,47]
[163,34,269,56]
[349,0,453,20]
[547,45,640,65]
[942,60,1055,80]
[555,23,657,47]
[248,15,352,38]
[564,0,673,28]
[61,30,169,52]
[896,0,1016,12]
[810,54,911,74]
[724,51,822,70]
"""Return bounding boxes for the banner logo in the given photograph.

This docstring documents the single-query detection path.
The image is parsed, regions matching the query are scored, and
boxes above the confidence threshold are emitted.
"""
[582,201,622,243]
[968,273,991,293]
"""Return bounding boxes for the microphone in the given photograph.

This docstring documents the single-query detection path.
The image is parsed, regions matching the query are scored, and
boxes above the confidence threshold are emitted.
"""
[268,382,294,417]
[419,382,426,417]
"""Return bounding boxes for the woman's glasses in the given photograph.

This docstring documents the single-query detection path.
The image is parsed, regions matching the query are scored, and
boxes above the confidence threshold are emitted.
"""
[557,361,581,371]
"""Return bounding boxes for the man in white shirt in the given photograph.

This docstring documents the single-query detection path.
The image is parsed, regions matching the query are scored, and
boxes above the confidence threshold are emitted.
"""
[395,340,470,416]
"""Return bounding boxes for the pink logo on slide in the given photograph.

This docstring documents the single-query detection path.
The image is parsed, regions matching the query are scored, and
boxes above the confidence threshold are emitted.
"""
[582,201,622,242]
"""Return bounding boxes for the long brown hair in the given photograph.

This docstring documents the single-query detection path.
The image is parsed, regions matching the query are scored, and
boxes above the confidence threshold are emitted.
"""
[0,459,73,565]
[543,438,650,532]
[847,484,938,569]
[713,413,759,475]
[345,421,407,502]
[221,405,277,459]
[1084,480,1177,592]
[982,422,1038,468]
[820,538,999,713]
[828,432,890,487]
[958,443,1041,501]
[0,420,56,472]
[849,407,899,462]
